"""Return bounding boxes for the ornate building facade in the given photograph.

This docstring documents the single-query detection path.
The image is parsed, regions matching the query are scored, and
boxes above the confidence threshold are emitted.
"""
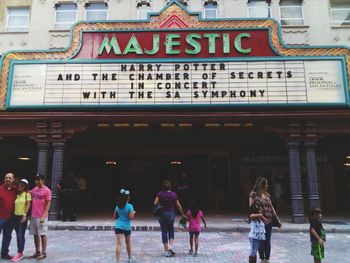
[1,0,350,221]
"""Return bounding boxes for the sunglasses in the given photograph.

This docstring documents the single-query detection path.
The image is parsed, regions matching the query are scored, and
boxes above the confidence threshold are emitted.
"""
[120,189,130,195]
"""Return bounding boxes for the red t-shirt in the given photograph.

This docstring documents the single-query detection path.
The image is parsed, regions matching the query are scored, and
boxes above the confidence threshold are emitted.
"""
[0,184,17,219]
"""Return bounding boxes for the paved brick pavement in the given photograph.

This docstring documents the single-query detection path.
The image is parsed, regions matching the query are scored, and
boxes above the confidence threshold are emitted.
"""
[2,231,349,263]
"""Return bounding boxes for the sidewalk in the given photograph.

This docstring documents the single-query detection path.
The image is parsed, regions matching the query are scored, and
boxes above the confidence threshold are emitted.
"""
[48,213,350,233]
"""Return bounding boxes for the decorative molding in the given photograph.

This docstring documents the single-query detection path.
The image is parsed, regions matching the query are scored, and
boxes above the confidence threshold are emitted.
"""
[73,0,88,4]
[137,0,151,7]
[53,0,78,6]
[282,28,309,45]
[166,0,188,6]
[49,31,70,49]
[203,0,218,6]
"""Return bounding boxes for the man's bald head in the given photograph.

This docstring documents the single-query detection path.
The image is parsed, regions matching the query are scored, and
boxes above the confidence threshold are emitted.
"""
[4,173,15,187]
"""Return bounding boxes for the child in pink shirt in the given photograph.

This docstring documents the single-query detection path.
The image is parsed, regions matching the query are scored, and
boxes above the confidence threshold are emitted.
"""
[186,200,206,257]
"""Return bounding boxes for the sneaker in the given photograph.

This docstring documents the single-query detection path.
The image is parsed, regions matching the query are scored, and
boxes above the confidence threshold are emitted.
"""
[11,253,23,262]
[189,249,193,254]
[1,254,12,260]
[193,252,198,257]
[168,248,175,255]
[163,251,170,257]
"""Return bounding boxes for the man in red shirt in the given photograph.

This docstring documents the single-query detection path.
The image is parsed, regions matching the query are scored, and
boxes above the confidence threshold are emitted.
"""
[0,173,17,259]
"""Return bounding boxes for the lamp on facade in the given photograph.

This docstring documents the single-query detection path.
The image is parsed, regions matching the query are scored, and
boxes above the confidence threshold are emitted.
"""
[18,157,31,161]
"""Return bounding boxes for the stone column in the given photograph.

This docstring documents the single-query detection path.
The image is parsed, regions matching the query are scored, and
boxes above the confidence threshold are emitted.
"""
[304,141,320,209]
[36,142,50,179]
[287,141,305,223]
[49,142,65,221]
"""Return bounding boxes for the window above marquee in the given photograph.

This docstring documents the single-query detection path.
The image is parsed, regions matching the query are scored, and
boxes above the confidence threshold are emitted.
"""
[137,1,151,20]
[279,0,304,26]
[331,0,350,26]
[54,3,77,30]
[248,0,271,18]
[203,1,218,19]
[85,3,108,21]
[6,7,30,32]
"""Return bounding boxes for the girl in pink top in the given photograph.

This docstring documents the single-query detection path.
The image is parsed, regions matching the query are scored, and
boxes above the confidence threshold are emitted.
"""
[186,200,206,257]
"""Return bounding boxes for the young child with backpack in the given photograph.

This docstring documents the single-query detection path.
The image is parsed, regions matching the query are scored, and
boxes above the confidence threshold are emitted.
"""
[248,201,267,263]
[309,208,326,263]
[186,200,207,257]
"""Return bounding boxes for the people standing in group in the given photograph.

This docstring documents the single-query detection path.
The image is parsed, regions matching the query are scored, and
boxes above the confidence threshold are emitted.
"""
[309,208,326,263]
[0,173,17,260]
[29,174,51,260]
[249,177,282,263]
[57,172,78,221]
[154,180,186,257]
[11,179,32,262]
[113,189,136,263]
[248,200,267,263]
[186,200,206,257]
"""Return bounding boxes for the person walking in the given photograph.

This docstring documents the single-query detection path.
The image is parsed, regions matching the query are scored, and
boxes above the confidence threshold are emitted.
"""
[186,200,206,257]
[309,208,326,263]
[57,172,78,221]
[248,201,267,263]
[113,189,135,263]
[11,179,32,262]
[153,180,186,257]
[29,174,51,260]
[177,172,190,211]
[249,177,282,263]
[0,173,17,260]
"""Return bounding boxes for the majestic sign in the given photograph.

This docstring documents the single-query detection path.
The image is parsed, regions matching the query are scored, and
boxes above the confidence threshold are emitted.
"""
[75,30,276,59]
[1,0,350,109]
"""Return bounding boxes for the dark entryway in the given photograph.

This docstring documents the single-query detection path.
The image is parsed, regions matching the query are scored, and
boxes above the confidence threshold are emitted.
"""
[65,154,208,212]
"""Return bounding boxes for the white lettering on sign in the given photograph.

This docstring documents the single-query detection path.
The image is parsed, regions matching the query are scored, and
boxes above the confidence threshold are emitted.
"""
[8,60,346,107]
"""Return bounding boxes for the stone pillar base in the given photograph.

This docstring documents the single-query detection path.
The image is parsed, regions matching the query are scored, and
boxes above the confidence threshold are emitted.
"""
[49,193,60,221]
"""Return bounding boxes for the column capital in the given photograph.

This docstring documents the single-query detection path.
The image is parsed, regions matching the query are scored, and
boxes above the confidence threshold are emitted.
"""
[52,141,65,150]
[37,141,50,148]
[304,141,318,149]
[287,141,300,149]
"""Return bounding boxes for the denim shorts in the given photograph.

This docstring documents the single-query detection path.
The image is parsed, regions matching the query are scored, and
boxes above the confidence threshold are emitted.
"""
[115,228,131,236]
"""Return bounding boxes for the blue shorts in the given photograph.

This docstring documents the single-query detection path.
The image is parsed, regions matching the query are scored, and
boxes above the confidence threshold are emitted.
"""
[115,228,131,236]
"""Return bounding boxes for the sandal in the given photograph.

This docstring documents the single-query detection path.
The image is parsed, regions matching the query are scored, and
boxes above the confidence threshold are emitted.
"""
[36,252,47,260]
[28,252,41,258]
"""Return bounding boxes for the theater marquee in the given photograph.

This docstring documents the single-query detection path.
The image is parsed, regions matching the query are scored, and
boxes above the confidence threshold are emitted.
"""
[9,60,345,106]
[1,0,350,109]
